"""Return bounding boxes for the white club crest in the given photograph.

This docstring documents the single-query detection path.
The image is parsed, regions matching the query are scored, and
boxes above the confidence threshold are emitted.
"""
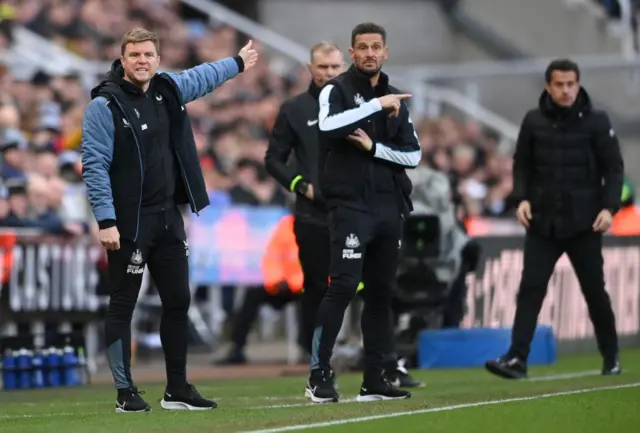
[131,249,143,265]
[345,234,360,248]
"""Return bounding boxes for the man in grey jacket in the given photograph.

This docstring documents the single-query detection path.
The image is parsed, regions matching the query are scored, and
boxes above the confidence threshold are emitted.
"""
[81,28,257,413]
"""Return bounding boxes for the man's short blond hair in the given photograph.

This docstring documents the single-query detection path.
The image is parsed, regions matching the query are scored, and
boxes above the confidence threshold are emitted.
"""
[309,41,340,62]
[121,28,160,55]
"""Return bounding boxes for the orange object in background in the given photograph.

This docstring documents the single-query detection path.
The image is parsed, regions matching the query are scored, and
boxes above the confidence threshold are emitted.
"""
[261,214,304,295]
[0,232,16,284]
[611,205,640,236]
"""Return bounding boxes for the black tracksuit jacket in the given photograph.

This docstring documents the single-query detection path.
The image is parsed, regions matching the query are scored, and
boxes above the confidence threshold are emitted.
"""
[265,82,328,226]
[317,65,422,216]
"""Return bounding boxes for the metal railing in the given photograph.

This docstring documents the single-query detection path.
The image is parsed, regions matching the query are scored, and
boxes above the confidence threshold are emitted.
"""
[8,27,112,88]
[386,53,640,134]
[385,53,640,80]
[181,0,309,64]
[422,84,519,142]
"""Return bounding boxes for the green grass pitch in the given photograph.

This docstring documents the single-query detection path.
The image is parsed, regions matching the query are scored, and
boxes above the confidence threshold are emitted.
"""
[1,349,638,433]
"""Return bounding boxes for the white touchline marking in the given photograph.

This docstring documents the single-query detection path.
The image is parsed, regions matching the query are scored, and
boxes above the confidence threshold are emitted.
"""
[248,369,616,410]
[527,370,603,382]
[241,382,640,433]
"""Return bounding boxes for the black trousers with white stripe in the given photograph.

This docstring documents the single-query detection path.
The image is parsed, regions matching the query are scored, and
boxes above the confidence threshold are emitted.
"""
[311,192,402,383]
[105,207,191,391]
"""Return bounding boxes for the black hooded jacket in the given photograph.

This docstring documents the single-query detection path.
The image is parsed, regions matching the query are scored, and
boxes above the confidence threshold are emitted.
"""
[88,60,209,240]
[511,87,624,238]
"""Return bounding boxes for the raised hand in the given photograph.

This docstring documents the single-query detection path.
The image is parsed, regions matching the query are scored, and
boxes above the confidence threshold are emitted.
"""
[238,40,259,71]
[378,94,412,118]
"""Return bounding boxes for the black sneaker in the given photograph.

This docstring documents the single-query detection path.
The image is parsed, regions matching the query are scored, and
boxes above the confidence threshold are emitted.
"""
[485,355,528,379]
[356,378,412,402]
[305,368,339,403]
[115,387,151,413]
[602,356,622,375]
[383,358,425,388]
[160,383,217,411]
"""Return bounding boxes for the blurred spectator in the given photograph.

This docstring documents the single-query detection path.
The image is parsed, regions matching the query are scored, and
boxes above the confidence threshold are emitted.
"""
[229,158,288,207]
[416,116,517,220]
[0,0,15,51]
[0,183,9,220]
[1,176,84,236]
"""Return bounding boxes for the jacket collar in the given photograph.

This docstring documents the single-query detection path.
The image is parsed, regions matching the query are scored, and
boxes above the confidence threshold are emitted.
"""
[307,81,321,99]
[345,64,390,94]
[538,87,592,121]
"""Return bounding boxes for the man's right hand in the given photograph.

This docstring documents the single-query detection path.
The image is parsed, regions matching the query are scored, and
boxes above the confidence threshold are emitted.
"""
[378,94,412,118]
[100,226,121,251]
[304,183,315,201]
[516,200,532,229]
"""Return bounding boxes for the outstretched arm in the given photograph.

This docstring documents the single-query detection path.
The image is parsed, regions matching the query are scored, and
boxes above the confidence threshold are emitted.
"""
[163,57,243,105]
[163,40,259,105]
[318,84,383,138]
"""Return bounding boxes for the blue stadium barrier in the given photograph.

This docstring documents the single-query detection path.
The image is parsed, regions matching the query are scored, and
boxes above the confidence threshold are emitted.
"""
[417,326,557,368]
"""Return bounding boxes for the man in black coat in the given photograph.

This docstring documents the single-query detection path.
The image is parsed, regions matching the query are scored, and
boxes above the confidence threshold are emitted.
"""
[485,59,624,379]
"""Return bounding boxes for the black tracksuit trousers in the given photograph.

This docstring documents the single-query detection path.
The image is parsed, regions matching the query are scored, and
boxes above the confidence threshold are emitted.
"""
[509,230,619,362]
[312,192,402,383]
[294,219,331,354]
[105,207,191,390]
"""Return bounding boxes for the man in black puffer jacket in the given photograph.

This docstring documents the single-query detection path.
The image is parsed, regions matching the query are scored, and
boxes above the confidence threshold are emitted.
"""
[485,59,624,380]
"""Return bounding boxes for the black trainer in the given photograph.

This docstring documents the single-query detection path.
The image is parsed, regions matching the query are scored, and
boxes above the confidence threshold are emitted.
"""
[115,387,151,413]
[602,356,622,375]
[356,378,412,402]
[485,355,528,379]
[383,358,425,388]
[160,383,217,411]
[305,368,339,403]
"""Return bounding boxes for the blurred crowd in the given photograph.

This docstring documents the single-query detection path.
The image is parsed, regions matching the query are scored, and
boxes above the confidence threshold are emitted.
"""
[0,0,516,238]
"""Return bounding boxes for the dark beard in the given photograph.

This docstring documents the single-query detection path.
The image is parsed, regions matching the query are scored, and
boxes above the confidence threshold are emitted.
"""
[357,65,380,77]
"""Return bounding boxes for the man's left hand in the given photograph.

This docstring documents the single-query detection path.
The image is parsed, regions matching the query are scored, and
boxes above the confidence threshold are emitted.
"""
[347,128,373,152]
[238,40,259,71]
[593,209,613,232]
